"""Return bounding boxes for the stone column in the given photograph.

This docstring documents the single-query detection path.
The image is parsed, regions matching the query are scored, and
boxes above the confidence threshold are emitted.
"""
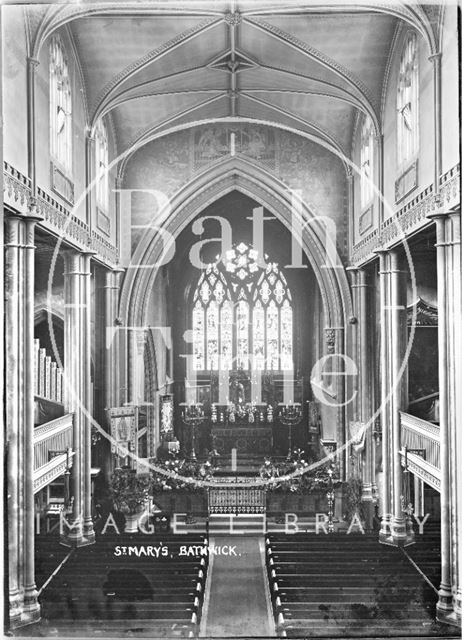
[104,268,125,410]
[389,249,409,545]
[82,251,95,543]
[23,211,41,619]
[5,215,25,627]
[62,250,94,547]
[5,211,41,627]
[63,250,83,544]
[449,210,462,625]
[357,269,374,523]
[428,210,459,621]
[376,250,391,540]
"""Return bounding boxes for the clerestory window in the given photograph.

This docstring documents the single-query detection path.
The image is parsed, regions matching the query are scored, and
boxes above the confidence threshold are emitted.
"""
[50,35,72,173]
[397,33,419,169]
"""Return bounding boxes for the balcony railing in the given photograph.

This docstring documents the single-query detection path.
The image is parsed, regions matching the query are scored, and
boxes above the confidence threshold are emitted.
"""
[400,411,440,492]
[33,413,74,494]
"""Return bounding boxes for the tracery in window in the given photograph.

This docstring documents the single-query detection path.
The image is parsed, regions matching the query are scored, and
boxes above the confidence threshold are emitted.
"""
[192,242,293,371]
[360,116,374,209]
[397,33,419,169]
[95,118,109,211]
[50,35,72,173]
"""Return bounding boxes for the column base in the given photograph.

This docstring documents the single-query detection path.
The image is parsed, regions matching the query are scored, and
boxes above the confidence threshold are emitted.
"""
[379,515,392,542]
[8,594,41,629]
[8,592,24,629]
[361,491,375,531]
[436,583,454,618]
[83,519,96,544]
[22,589,41,624]
[60,531,95,548]
[381,516,415,547]
[436,604,459,628]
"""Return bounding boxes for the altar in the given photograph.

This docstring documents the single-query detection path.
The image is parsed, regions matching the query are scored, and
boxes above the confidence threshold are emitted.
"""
[211,426,273,455]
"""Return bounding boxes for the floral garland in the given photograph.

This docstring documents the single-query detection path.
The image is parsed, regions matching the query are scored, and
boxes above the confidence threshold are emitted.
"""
[150,454,216,492]
[259,449,341,493]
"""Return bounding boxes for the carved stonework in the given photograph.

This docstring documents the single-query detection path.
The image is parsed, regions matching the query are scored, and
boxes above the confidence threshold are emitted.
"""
[407,297,438,327]
[224,11,241,26]
[325,328,336,354]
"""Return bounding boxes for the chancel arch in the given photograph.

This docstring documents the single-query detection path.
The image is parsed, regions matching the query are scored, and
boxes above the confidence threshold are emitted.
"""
[118,161,354,468]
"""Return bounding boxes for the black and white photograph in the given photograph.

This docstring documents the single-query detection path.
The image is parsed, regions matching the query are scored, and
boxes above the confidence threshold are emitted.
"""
[1,1,461,638]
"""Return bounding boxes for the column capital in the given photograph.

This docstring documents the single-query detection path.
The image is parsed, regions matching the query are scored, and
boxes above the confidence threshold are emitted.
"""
[428,52,442,64]
[27,57,40,69]
[84,126,96,141]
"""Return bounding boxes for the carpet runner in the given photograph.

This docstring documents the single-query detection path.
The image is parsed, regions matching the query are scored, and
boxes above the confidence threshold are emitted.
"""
[201,536,276,637]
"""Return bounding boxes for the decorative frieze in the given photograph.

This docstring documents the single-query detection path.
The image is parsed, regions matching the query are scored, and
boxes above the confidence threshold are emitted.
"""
[91,230,119,265]
[352,162,460,265]
[3,161,32,214]
[325,328,336,353]
[439,163,460,210]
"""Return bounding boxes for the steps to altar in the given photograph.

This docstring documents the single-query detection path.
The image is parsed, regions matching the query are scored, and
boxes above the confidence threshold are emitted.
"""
[208,513,267,535]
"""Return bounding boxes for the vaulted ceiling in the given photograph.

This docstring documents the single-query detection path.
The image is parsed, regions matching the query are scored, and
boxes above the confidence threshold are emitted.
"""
[26,2,439,164]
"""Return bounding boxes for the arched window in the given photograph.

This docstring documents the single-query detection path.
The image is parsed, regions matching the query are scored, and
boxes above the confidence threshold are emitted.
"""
[397,33,419,169]
[49,35,72,173]
[192,242,293,371]
[360,116,374,209]
[95,118,109,211]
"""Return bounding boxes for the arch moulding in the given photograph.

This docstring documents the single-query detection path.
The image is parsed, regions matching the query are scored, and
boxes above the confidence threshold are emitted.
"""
[119,158,353,340]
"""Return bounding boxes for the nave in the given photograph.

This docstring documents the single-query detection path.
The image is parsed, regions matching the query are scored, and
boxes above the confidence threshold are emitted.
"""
[2,1,461,635]
[21,516,453,639]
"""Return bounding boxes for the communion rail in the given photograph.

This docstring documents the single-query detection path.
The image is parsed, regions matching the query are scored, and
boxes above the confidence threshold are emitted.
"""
[208,486,266,514]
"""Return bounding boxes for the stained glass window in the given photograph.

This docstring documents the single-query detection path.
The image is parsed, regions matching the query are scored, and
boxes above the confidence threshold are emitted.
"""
[192,243,293,371]
[360,116,374,209]
[95,118,109,211]
[397,33,419,169]
[50,35,72,173]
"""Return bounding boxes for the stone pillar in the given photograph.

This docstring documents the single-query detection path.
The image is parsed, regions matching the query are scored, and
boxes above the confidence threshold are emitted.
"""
[449,211,462,625]
[23,211,41,618]
[389,249,410,545]
[413,476,424,519]
[82,251,95,543]
[62,250,94,547]
[428,209,461,622]
[5,215,25,627]
[357,269,374,523]
[104,268,124,474]
[376,250,391,539]
[5,211,41,627]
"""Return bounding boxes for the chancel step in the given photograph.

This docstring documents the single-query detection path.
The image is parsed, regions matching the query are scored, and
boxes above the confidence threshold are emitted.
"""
[208,513,266,535]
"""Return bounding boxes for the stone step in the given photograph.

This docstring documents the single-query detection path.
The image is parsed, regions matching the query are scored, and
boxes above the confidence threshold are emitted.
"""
[208,513,266,535]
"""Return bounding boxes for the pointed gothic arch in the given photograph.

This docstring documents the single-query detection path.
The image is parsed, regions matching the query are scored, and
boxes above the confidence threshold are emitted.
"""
[119,157,353,332]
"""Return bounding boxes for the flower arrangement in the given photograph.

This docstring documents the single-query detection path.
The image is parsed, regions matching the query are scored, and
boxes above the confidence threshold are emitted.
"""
[109,468,151,515]
[259,449,340,493]
[150,453,216,492]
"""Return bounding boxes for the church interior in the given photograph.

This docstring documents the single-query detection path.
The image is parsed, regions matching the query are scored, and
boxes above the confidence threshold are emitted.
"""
[2,1,461,637]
